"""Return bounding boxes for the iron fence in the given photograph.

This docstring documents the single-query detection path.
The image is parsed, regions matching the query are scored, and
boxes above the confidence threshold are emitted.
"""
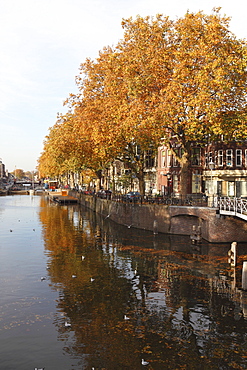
[111,193,208,207]
[215,196,247,220]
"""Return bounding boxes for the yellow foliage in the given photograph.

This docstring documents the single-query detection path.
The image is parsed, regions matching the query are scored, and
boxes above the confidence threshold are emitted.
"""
[39,9,247,194]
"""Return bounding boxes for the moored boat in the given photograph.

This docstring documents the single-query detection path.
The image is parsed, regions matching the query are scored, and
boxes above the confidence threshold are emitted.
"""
[8,189,29,195]
[0,189,8,195]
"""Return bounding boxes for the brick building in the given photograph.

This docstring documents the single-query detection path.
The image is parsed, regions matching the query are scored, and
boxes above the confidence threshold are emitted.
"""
[156,141,247,198]
[156,144,203,196]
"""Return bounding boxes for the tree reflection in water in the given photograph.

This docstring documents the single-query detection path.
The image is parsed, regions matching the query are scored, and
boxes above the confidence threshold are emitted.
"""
[39,198,247,369]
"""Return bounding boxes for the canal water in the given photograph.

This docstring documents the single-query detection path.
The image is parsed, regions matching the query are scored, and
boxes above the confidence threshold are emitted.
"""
[1,195,247,370]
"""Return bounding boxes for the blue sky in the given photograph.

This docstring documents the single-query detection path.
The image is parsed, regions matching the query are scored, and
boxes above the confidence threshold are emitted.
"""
[0,0,246,173]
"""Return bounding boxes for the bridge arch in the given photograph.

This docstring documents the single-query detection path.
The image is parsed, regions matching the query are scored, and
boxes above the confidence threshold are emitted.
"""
[170,213,206,236]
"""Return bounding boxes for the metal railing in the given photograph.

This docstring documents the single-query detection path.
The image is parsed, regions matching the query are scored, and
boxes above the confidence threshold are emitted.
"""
[80,191,247,220]
[111,193,208,207]
[79,190,208,206]
[215,197,247,221]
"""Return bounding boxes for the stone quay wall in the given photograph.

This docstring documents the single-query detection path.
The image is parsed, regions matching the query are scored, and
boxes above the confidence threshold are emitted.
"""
[70,192,247,243]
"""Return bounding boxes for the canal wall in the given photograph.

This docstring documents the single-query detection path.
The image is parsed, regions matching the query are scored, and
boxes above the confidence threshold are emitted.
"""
[70,192,247,243]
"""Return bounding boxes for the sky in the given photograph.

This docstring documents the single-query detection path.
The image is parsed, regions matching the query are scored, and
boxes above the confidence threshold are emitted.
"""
[0,0,246,173]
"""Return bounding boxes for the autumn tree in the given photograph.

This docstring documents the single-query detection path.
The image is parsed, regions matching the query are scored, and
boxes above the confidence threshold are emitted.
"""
[38,111,107,188]
[114,9,247,196]
[160,9,247,195]
[42,8,247,196]
[38,122,66,179]
[69,16,173,194]
[69,9,247,196]
[38,114,84,181]
[12,168,25,179]
[25,171,36,179]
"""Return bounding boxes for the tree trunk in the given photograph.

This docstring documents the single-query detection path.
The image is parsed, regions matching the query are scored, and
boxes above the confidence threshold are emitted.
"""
[137,169,145,196]
[95,169,102,192]
[69,171,75,189]
[180,152,189,200]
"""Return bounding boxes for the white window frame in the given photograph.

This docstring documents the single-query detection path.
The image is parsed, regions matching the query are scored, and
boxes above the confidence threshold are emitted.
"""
[173,156,179,167]
[236,149,242,167]
[214,151,217,167]
[218,150,223,167]
[167,150,172,167]
[161,151,166,168]
[191,148,201,166]
[226,149,233,167]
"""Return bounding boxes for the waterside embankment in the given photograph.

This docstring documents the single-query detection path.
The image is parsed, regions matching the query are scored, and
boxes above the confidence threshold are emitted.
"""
[70,191,247,243]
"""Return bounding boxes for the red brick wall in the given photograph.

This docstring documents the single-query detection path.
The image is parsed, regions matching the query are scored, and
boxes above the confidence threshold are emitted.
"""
[74,192,247,243]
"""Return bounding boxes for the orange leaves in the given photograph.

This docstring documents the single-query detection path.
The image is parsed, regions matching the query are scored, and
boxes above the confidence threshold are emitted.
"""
[39,9,247,188]
[160,10,247,143]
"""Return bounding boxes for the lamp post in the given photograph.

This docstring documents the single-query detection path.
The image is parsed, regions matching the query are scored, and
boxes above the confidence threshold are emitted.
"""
[208,161,215,194]
[166,172,171,195]
[208,161,215,207]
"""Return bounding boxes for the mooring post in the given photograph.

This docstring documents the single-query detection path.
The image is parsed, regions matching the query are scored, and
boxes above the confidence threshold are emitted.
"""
[190,225,202,244]
[197,225,202,243]
[190,225,196,244]
[242,262,247,290]
[228,241,237,267]
[153,220,158,235]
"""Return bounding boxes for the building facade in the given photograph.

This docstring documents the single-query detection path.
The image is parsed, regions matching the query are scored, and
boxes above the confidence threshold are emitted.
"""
[76,141,247,198]
[156,141,247,198]
[156,144,204,196]
[204,142,247,197]
[0,159,6,179]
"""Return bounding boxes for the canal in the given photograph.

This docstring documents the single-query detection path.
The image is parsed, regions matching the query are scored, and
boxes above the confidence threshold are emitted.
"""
[0,194,247,369]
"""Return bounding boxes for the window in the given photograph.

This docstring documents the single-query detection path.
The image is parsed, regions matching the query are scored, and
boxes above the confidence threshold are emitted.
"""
[192,171,201,193]
[228,181,235,196]
[206,151,212,167]
[167,150,172,167]
[173,156,179,167]
[245,150,247,168]
[236,149,242,167]
[136,145,141,156]
[191,148,201,166]
[226,149,233,167]
[173,175,179,193]
[218,150,223,167]
[145,150,155,168]
[173,149,180,167]
[162,151,166,167]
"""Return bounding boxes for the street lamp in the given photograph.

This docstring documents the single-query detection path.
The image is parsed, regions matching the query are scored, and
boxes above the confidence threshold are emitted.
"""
[208,161,215,195]
[164,172,171,195]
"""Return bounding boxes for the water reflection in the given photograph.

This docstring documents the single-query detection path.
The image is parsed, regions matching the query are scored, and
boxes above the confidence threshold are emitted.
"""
[39,197,247,369]
[1,195,247,368]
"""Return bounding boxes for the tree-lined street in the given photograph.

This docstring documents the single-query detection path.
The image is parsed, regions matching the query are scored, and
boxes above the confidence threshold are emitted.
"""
[39,9,247,196]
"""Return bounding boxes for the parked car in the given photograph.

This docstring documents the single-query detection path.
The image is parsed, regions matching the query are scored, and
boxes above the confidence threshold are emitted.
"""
[97,189,112,199]
[105,189,112,199]
[97,189,106,198]
[83,190,93,195]
[123,191,141,202]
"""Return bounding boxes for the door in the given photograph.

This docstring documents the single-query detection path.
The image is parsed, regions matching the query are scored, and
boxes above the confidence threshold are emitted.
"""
[236,181,241,198]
